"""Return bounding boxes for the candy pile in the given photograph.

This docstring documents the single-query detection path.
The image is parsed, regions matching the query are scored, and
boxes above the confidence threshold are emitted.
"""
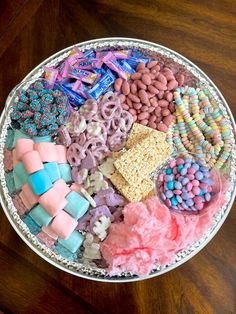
[158,156,214,212]
[11,80,69,136]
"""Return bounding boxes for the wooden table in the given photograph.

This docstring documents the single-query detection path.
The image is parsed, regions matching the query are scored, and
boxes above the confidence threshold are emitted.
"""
[0,1,235,313]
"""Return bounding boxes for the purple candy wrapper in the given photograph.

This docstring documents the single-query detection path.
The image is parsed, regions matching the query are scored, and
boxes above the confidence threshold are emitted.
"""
[74,58,103,70]
[102,52,128,80]
[68,67,99,84]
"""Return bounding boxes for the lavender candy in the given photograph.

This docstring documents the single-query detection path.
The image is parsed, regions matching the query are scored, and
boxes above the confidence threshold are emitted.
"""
[106,193,125,207]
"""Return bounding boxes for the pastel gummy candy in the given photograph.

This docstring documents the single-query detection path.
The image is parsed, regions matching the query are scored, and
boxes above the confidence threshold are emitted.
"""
[34,142,58,162]
[29,204,53,226]
[15,138,34,160]
[28,169,52,195]
[64,191,89,220]
[13,162,28,191]
[58,163,72,183]
[58,230,84,253]
[44,162,61,183]
[49,210,78,239]
[22,150,44,174]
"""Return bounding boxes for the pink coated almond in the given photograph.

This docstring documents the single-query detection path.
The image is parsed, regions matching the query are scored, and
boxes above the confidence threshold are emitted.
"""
[129,108,137,116]
[165,92,173,102]
[114,78,123,92]
[158,91,165,99]
[137,80,147,90]
[149,73,156,80]
[158,99,169,107]
[130,83,137,94]
[119,94,126,103]
[151,64,161,72]
[133,102,142,110]
[126,97,133,108]
[122,103,129,110]
[148,121,157,129]
[176,74,185,86]
[121,81,130,95]
[154,107,161,116]
[148,106,155,113]
[147,92,155,99]
[149,115,156,123]
[148,85,159,94]
[128,93,140,103]
[163,71,175,81]
[154,81,167,91]
[136,62,145,71]
[132,115,137,122]
[147,60,158,69]
[163,115,174,126]
[168,102,176,113]
[131,72,142,80]
[141,105,149,112]
[157,73,167,85]
[140,119,149,126]
[167,79,178,91]
[142,73,152,85]
[157,123,168,132]
[138,90,149,104]
[162,108,170,116]
[138,112,149,120]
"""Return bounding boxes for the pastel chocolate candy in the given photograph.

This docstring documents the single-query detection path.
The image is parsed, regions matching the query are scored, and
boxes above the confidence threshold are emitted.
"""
[29,204,53,226]
[24,215,41,235]
[20,183,39,210]
[5,171,16,195]
[50,210,78,239]
[39,186,68,216]
[58,163,72,183]
[22,150,44,174]
[34,142,58,162]
[58,230,84,253]
[55,145,67,164]
[15,138,34,160]
[44,162,61,183]
[13,162,28,191]
[13,129,31,148]
[64,191,89,220]
[53,179,71,198]
[28,169,52,195]
[33,135,52,143]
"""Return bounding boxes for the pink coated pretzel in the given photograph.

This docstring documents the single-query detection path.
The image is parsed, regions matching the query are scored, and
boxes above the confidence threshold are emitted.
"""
[79,99,98,120]
[66,143,86,166]
[74,133,87,146]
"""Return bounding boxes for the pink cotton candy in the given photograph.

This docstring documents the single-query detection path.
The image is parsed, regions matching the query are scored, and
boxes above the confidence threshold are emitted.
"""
[101,172,228,277]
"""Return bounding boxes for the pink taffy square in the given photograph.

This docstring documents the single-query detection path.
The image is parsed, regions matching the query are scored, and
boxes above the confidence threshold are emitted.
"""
[22,150,44,174]
[55,145,68,164]
[34,142,58,162]
[15,139,34,160]
[12,149,19,167]
[50,210,78,239]
[42,226,58,240]
[53,179,71,198]
[39,186,68,217]
[20,183,39,209]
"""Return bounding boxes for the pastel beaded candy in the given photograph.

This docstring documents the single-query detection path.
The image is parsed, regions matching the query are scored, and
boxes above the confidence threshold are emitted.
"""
[15,138,34,160]
[13,162,29,191]
[22,150,44,174]
[29,204,53,227]
[19,183,39,210]
[34,142,59,162]
[28,169,52,195]
[39,185,68,216]
[49,210,78,239]
[44,162,61,183]
[64,191,89,220]
[58,230,84,253]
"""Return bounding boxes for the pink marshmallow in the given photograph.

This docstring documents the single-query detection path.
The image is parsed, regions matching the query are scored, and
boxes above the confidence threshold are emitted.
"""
[50,210,78,239]
[15,139,34,160]
[53,179,71,198]
[39,186,68,217]
[42,226,58,240]
[22,150,44,174]
[20,183,39,209]
[55,145,68,164]
[34,142,58,162]
[12,149,19,167]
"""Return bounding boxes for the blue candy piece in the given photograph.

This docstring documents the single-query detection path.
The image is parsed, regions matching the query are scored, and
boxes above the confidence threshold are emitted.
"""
[165,190,173,199]
[58,230,84,253]
[199,189,204,196]
[5,128,15,149]
[195,171,204,180]
[171,196,178,206]
[13,129,31,148]
[5,171,16,195]
[24,215,41,235]
[29,204,52,226]
[58,164,72,183]
[28,169,52,195]
[33,135,52,143]
[166,168,172,175]
[55,243,77,260]
[167,181,175,190]
[177,164,184,172]
[44,162,61,183]
[13,162,28,191]
[64,191,89,220]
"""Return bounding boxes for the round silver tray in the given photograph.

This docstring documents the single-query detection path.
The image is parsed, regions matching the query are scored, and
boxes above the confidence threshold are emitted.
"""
[0,38,236,282]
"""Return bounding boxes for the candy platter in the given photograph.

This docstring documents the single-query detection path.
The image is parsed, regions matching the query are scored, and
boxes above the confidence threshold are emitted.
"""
[0,38,236,282]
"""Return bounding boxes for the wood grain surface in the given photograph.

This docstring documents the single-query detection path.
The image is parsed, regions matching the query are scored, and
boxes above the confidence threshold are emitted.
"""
[0,1,235,313]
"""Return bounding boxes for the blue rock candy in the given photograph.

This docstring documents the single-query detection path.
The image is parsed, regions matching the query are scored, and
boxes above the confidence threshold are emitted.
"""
[166,167,172,175]
[167,181,175,190]
[171,196,178,206]
[177,164,184,172]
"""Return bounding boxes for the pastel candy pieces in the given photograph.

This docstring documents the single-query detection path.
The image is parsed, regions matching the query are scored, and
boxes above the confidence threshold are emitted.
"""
[13,129,31,148]
[29,204,53,227]
[28,169,52,195]
[39,185,68,216]
[15,138,34,160]
[44,162,61,183]
[58,163,72,183]
[58,230,84,253]
[34,142,58,162]
[13,162,28,191]
[20,183,39,210]
[53,179,71,198]
[5,172,16,194]
[22,150,44,174]
[64,191,89,220]
[49,210,78,239]
[55,145,68,164]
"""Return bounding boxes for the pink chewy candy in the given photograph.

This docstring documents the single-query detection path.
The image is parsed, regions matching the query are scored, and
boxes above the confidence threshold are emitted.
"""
[15,139,34,160]
[53,179,71,198]
[22,150,44,174]
[50,210,78,239]
[55,145,68,164]
[39,186,68,217]
[34,142,58,162]
[42,226,58,240]
[20,183,39,210]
